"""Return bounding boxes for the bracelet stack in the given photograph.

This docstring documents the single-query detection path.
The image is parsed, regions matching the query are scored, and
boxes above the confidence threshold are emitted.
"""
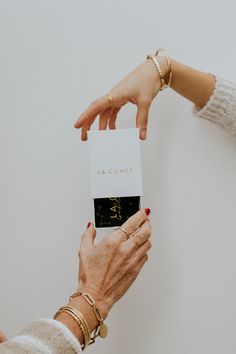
[70,291,108,343]
[147,48,172,90]
[54,305,90,350]
[54,291,108,351]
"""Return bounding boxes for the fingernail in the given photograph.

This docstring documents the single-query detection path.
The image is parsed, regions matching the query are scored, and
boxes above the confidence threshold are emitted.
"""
[141,129,146,140]
[145,208,151,216]
[87,222,91,228]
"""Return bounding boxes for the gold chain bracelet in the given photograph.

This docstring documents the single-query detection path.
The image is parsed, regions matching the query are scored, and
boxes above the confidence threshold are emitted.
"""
[69,291,108,343]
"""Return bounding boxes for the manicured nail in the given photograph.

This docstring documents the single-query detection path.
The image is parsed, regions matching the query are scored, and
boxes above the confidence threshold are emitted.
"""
[87,222,91,228]
[145,208,151,216]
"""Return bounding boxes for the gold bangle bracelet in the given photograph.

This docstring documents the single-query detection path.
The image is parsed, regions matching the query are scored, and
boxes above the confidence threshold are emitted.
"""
[147,54,166,90]
[54,306,90,350]
[155,48,173,88]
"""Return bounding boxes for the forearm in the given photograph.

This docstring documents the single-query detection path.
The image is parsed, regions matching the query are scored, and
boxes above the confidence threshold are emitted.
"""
[0,298,109,353]
[169,59,216,108]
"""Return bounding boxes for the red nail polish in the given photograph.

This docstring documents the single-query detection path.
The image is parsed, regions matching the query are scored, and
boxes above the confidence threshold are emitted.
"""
[145,208,151,216]
[87,222,91,228]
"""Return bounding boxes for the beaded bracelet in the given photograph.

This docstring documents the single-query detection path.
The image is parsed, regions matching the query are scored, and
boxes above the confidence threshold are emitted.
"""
[147,48,172,90]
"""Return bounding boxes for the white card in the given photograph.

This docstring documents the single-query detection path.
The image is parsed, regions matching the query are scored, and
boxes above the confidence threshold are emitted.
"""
[88,129,143,199]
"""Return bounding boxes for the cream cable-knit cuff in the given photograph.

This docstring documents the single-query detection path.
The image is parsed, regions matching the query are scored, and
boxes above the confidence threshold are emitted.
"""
[193,76,236,135]
[4,334,51,354]
[20,318,82,353]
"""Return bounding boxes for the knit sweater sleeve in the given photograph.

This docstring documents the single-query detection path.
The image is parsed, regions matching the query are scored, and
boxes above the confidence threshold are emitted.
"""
[193,77,236,134]
[0,318,82,354]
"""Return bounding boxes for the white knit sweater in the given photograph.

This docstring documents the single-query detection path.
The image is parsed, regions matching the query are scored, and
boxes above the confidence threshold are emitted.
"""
[193,77,236,134]
[0,77,236,354]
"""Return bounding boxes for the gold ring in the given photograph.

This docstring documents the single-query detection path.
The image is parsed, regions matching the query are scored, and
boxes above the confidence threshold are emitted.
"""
[129,227,141,238]
[106,93,113,108]
[118,227,129,239]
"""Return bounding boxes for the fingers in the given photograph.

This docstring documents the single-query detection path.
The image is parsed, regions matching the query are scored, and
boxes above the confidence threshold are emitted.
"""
[81,124,90,141]
[136,101,151,140]
[75,96,110,129]
[80,106,118,140]
[118,253,149,294]
[123,219,151,253]
[108,107,121,129]
[115,208,150,242]
[80,222,96,250]
[133,238,152,263]
[99,108,112,130]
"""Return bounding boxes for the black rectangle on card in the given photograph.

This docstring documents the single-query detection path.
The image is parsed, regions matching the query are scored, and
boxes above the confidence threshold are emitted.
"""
[94,196,141,228]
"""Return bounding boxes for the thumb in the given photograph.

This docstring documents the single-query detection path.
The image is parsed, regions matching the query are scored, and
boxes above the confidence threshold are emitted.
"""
[136,101,151,140]
[81,222,96,248]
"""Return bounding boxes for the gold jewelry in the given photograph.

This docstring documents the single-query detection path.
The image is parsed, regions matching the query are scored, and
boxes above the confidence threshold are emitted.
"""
[155,48,172,88]
[54,306,90,350]
[129,226,141,238]
[147,54,166,90]
[69,292,108,344]
[106,93,113,108]
[118,226,129,239]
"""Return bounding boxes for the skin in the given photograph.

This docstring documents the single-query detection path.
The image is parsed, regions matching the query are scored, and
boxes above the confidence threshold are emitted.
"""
[56,209,151,346]
[0,210,151,347]
[68,52,216,345]
[1,52,216,348]
[74,55,216,140]
[54,57,215,346]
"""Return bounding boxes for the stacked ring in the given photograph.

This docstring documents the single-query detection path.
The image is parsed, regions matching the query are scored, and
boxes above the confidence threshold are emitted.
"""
[118,227,129,240]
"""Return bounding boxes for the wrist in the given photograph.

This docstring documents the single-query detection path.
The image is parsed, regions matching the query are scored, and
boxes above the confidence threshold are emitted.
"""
[155,55,169,77]
[70,292,110,328]
[77,287,111,319]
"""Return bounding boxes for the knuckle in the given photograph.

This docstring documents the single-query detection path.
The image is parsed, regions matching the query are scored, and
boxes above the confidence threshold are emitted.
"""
[119,246,131,259]
[146,240,152,250]
[78,248,84,258]
[104,237,114,248]
[90,99,99,108]
[123,220,132,234]
[104,236,118,251]
[144,221,152,234]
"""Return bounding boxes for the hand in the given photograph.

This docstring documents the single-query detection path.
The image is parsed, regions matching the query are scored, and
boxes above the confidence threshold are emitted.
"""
[74,57,169,141]
[77,209,151,318]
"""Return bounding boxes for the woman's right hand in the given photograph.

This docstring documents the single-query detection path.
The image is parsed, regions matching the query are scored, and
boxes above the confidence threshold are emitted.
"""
[77,208,152,318]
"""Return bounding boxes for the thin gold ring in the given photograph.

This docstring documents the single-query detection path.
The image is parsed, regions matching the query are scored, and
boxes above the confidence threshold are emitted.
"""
[118,227,129,239]
[106,93,113,108]
[129,227,141,238]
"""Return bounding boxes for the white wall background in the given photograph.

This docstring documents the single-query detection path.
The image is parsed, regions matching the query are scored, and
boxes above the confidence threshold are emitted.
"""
[1,1,236,353]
